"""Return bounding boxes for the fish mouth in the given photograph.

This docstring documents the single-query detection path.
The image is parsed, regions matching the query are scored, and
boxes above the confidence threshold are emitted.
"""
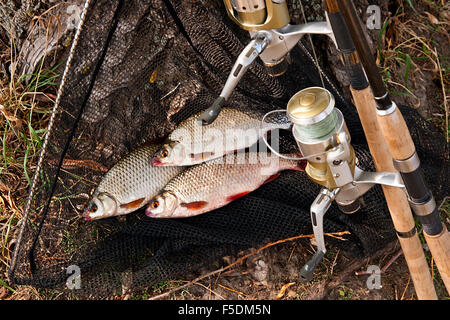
[145,208,157,218]
[151,156,163,166]
[82,210,92,221]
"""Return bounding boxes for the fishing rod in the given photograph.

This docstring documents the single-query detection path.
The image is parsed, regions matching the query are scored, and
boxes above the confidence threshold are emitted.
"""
[198,0,442,299]
[323,0,438,299]
[338,0,449,294]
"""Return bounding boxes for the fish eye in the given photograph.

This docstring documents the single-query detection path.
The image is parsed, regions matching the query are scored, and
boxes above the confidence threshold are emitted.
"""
[161,150,169,158]
[90,204,98,213]
[151,201,160,209]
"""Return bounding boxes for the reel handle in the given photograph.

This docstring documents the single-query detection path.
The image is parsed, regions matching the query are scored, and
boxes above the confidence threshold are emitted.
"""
[299,250,325,282]
[197,96,225,126]
[198,33,269,126]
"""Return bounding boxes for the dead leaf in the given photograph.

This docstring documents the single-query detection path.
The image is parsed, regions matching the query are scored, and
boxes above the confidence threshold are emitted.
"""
[440,10,450,23]
[0,286,7,299]
[0,179,9,192]
[424,12,440,25]
[286,290,298,298]
[276,282,295,299]
[0,104,19,122]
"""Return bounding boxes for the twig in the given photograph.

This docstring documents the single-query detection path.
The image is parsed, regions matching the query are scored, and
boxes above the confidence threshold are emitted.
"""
[431,257,434,281]
[160,82,180,101]
[326,234,349,241]
[149,231,350,300]
[401,276,411,300]
[217,283,247,297]
[355,248,403,276]
[330,249,340,277]
[381,249,403,273]
[437,196,449,213]
[276,282,295,299]
[47,158,109,172]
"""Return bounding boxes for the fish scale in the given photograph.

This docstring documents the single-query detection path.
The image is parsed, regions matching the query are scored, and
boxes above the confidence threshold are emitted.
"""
[84,143,185,220]
[146,152,305,218]
[151,107,291,167]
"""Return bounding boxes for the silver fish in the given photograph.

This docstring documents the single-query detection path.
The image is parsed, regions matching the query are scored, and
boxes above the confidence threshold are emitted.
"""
[151,107,290,166]
[146,152,305,218]
[83,143,185,220]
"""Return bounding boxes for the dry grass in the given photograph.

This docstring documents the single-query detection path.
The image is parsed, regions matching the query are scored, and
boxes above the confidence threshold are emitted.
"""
[377,0,449,141]
[0,11,60,299]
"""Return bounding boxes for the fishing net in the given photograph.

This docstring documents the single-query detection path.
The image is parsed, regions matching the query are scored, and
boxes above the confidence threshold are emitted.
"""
[8,0,448,298]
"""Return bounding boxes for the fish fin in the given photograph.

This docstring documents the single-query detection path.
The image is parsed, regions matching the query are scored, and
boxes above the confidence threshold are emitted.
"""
[263,172,280,185]
[181,201,208,210]
[189,152,215,161]
[120,198,145,210]
[226,191,251,202]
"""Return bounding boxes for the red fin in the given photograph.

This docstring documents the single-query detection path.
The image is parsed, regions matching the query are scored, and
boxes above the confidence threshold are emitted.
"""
[263,173,280,185]
[120,198,145,210]
[181,201,208,210]
[226,191,251,202]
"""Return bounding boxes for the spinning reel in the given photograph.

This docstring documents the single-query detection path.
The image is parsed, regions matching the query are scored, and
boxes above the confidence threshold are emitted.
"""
[198,0,335,125]
[285,87,404,281]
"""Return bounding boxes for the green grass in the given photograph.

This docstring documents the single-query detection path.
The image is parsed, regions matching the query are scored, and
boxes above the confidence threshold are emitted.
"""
[0,53,59,298]
[337,286,354,300]
[1,63,57,186]
[0,278,15,293]
[376,0,449,143]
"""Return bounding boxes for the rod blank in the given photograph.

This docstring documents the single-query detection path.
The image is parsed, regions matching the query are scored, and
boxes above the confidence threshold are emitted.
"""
[324,0,438,299]
[339,0,450,295]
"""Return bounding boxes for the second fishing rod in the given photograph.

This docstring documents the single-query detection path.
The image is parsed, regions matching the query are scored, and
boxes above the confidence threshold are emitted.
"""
[324,0,439,299]
[337,0,449,296]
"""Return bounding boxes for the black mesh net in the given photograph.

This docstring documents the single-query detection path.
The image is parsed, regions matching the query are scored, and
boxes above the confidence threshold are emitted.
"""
[8,0,448,298]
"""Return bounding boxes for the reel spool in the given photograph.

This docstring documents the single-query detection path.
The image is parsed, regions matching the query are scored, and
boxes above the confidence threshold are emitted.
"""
[287,87,356,190]
[224,0,290,31]
[224,0,291,76]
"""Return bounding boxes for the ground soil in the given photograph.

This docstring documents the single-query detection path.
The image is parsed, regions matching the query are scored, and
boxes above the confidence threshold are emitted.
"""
[143,240,416,300]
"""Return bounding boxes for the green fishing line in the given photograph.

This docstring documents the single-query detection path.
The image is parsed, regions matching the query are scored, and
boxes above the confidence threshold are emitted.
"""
[293,109,339,140]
